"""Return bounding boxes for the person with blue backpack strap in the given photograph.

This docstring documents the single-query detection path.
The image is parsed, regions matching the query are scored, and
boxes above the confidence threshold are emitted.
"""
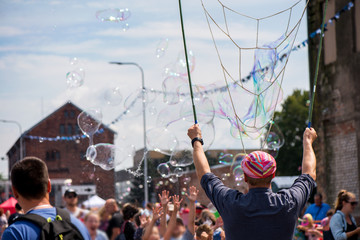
[2,156,91,240]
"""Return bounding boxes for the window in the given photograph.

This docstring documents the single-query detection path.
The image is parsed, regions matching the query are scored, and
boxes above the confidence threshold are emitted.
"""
[70,111,75,118]
[74,125,80,134]
[64,110,68,118]
[67,124,72,135]
[59,124,65,135]
[45,150,60,161]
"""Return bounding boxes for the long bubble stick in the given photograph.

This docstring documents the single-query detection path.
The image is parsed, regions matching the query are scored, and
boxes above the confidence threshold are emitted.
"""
[308,0,328,128]
[178,0,198,124]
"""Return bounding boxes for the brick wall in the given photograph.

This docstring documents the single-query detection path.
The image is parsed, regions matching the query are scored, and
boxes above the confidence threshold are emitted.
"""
[307,0,360,219]
[8,102,116,202]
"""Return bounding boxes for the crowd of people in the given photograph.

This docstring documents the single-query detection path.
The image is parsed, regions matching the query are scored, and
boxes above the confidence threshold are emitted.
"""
[0,126,359,240]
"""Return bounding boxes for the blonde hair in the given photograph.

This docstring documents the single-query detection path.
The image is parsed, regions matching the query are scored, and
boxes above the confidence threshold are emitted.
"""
[84,211,100,222]
[334,190,355,211]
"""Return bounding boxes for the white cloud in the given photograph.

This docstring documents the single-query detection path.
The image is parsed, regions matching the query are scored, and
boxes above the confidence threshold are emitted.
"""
[0,26,27,37]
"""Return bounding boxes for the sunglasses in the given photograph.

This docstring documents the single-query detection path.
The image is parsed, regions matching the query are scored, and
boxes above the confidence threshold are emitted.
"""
[66,194,77,199]
[346,201,358,206]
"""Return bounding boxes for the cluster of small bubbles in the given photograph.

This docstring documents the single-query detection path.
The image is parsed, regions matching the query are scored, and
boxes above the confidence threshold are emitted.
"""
[155,38,169,58]
[181,188,187,196]
[104,87,122,106]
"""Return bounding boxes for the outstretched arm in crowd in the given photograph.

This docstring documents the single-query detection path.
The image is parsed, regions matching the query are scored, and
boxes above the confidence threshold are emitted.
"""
[163,195,183,240]
[301,128,317,180]
[186,186,199,235]
[143,206,163,240]
[158,190,170,237]
[188,124,211,180]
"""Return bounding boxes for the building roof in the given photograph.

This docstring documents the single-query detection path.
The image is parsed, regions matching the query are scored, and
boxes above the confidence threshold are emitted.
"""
[6,101,116,156]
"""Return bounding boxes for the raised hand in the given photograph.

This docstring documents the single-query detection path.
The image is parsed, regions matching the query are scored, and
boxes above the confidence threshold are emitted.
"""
[139,214,149,228]
[187,124,202,140]
[158,190,170,206]
[185,186,199,202]
[172,195,183,211]
[152,205,163,221]
[303,127,317,145]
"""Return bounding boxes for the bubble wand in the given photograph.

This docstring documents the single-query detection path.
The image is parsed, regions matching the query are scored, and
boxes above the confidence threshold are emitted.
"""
[178,0,198,124]
[308,0,328,128]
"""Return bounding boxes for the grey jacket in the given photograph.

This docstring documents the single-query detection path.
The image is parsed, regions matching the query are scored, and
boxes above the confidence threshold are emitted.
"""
[329,210,357,240]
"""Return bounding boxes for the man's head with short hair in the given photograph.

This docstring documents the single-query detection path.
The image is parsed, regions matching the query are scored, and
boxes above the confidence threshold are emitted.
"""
[63,189,78,207]
[314,193,323,206]
[11,157,50,200]
[105,198,119,215]
[241,151,276,188]
[15,203,22,212]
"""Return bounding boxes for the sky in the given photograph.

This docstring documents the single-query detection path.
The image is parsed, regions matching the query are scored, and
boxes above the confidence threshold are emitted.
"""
[0,0,311,178]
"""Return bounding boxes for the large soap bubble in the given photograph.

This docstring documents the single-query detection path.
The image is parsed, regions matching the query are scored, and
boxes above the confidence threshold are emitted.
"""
[146,127,178,156]
[104,87,122,106]
[123,88,148,118]
[162,76,187,105]
[180,97,215,124]
[77,108,102,145]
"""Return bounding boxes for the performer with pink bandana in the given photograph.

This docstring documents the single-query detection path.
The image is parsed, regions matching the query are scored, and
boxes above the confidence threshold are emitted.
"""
[187,125,318,240]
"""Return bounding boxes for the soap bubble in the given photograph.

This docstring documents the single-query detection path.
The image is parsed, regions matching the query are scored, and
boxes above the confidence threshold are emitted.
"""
[183,176,191,185]
[180,97,215,124]
[148,106,157,115]
[156,38,169,58]
[39,137,44,143]
[218,153,234,165]
[221,173,231,181]
[77,108,102,138]
[124,89,148,118]
[146,127,178,156]
[66,68,85,88]
[265,121,285,149]
[96,8,131,22]
[174,167,184,177]
[169,175,178,183]
[122,22,129,31]
[104,87,122,106]
[147,176,152,183]
[168,121,215,167]
[157,163,171,178]
[162,76,187,105]
[69,57,79,65]
[163,50,195,78]
[85,143,117,170]
[233,165,244,181]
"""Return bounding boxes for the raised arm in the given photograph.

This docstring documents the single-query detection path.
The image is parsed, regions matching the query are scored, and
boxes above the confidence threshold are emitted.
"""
[143,206,163,240]
[158,190,170,237]
[185,186,199,235]
[301,127,317,180]
[164,195,183,240]
[187,124,211,180]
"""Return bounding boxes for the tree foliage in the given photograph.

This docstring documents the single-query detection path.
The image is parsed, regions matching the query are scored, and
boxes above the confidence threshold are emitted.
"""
[273,89,309,176]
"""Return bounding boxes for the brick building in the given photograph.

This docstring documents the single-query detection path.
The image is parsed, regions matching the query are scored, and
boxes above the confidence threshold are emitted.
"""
[307,0,360,217]
[7,102,116,206]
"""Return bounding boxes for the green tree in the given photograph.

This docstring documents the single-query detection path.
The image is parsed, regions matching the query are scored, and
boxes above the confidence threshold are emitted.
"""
[273,89,309,176]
